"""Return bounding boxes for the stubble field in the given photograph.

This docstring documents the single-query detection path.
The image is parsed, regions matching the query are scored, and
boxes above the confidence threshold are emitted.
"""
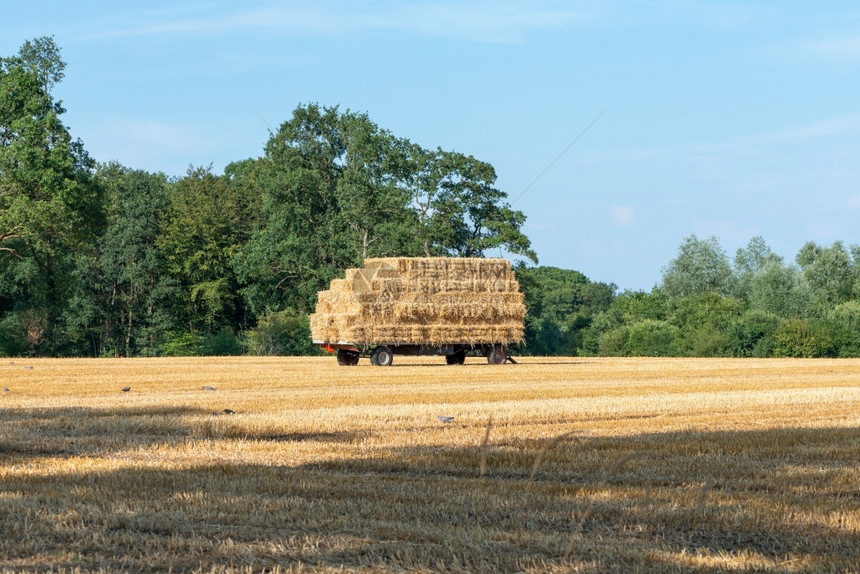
[0,356,858,573]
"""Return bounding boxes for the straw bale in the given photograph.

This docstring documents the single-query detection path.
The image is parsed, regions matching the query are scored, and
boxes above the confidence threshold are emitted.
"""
[310,257,525,345]
[343,268,360,283]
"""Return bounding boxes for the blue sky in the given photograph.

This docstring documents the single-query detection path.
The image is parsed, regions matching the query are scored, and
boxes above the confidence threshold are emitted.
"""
[4,1,860,290]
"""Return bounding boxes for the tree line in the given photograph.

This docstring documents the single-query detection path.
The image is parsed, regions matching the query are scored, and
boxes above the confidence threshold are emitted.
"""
[519,235,860,358]
[1,38,534,357]
[3,38,859,358]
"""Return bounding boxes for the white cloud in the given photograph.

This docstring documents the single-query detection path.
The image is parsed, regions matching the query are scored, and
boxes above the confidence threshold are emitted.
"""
[735,114,860,147]
[649,0,760,30]
[849,195,860,209]
[807,36,860,62]
[82,1,590,45]
[610,205,634,227]
[577,113,860,168]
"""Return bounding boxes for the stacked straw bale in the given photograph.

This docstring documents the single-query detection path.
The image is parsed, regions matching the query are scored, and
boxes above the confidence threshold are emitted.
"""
[310,257,525,346]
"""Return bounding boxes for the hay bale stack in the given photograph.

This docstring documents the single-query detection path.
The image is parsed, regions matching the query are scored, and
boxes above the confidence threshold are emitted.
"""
[310,257,525,346]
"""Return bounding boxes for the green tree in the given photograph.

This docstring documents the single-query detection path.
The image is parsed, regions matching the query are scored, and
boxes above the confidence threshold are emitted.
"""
[796,241,855,312]
[852,245,860,300]
[747,261,811,319]
[598,324,630,356]
[16,36,65,95]
[626,320,682,356]
[245,309,321,356]
[580,290,667,355]
[236,103,535,315]
[731,309,780,357]
[400,146,536,262]
[597,289,668,328]
[734,236,783,276]
[596,319,681,356]
[416,149,536,261]
[518,267,589,322]
[825,301,860,357]
[734,236,782,300]
[668,292,743,356]
[661,235,734,297]
[516,266,614,355]
[336,114,416,260]
[159,165,249,335]
[771,318,835,358]
[0,37,103,354]
[234,105,372,314]
[96,163,175,356]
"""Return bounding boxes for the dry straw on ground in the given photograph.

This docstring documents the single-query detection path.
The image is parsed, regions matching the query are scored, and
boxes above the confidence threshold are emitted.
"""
[0,356,858,573]
[309,257,525,346]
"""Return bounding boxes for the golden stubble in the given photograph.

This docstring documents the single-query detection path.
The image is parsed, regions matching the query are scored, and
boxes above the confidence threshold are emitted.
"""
[1,356,858,573]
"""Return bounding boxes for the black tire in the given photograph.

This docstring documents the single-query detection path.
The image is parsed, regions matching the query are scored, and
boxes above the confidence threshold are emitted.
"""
[445,349,466,365]
[370,346,394,367]
[487,345,506,365]
[336,349,360,366]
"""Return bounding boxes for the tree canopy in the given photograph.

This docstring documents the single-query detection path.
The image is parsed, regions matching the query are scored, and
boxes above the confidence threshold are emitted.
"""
[1,40,537,356]
[0,36,103,354]
[234,104,535,315]
[660,235,734,297]
[3,38,860,359]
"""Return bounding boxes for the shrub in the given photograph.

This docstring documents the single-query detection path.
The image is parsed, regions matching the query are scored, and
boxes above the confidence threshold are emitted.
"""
[159,332,202,356]
[0,313,29,357]
[245,309,321,356]
[771,318,835,358]
[202,328,243,356]
[825,301,860,357]
[627,320,682,356]
[523,316,563,355]
[682,327,734,357]
[598,325,630,356]
[0,310,50,357]
[731,309,780,357]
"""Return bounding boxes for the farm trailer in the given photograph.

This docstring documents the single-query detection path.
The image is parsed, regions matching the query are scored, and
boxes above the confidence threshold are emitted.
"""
[319,342,512,366]
[309,257,526,366]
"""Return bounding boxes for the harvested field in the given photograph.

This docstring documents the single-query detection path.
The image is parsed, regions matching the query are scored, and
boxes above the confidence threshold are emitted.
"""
[0,356,858,573]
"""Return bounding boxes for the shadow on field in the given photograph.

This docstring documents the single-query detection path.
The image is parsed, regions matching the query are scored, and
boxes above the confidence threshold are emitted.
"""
[1,415,858,572]
[0,405,212,458]
[261,430,372,443]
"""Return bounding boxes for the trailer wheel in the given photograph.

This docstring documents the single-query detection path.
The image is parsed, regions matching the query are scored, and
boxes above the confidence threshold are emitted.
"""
[370,346,394,366]
[336,349,360,366]
[445,349,466,365]
[487,345,506,365]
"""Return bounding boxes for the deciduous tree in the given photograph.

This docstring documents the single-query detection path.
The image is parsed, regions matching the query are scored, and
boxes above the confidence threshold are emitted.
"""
[0,37,103,353]
[660,235,734,297]
[796,241,855,312]
[96,163,174,356]
[159,165,247,334]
